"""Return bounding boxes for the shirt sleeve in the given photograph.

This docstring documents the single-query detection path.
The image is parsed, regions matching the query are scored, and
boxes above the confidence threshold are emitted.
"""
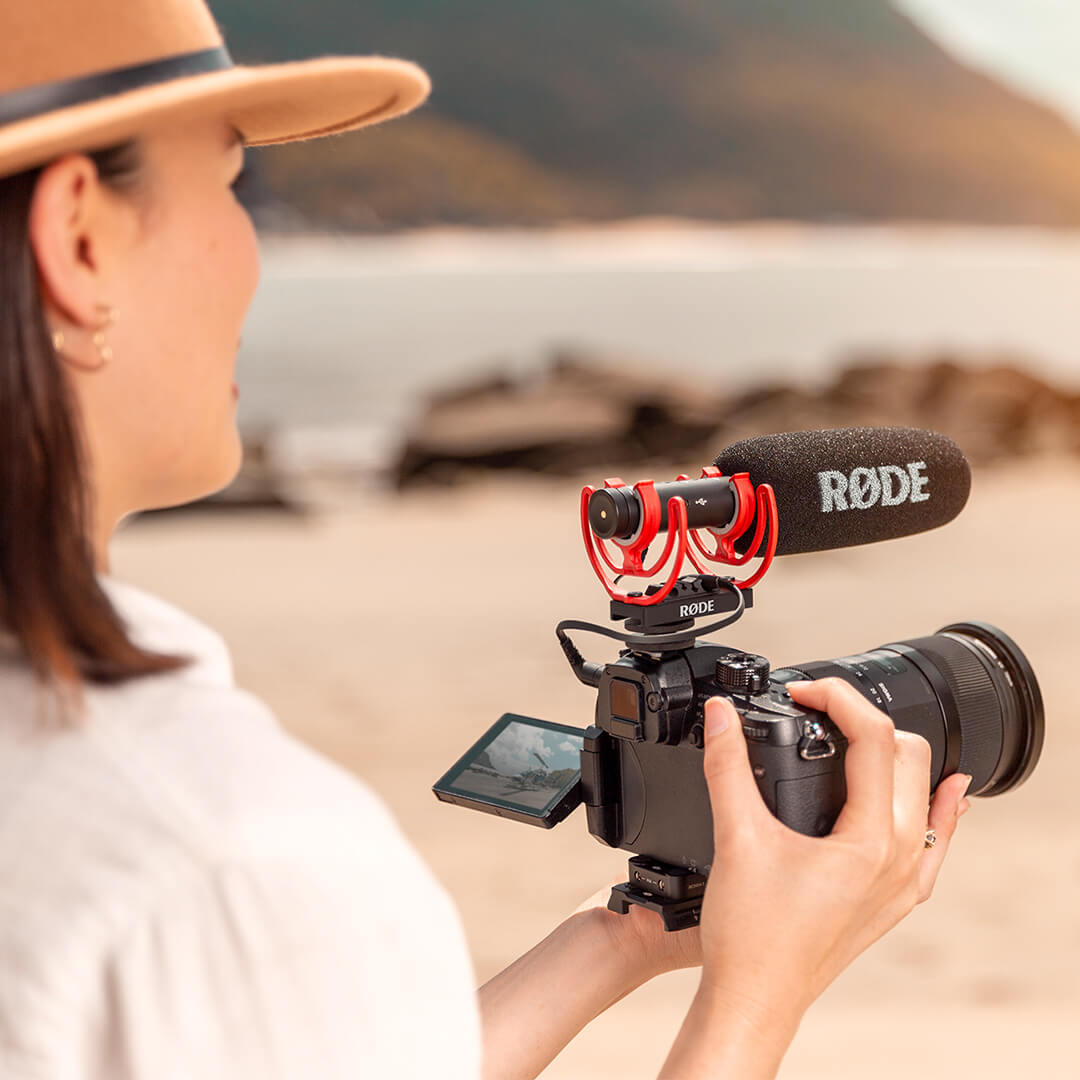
[94,818,482,1080]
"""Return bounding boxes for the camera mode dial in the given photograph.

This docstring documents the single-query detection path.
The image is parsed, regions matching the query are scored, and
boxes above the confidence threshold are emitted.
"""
[715,653,771,695]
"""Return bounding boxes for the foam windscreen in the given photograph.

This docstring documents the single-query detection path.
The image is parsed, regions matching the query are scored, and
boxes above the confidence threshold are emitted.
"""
[713,427,971,556]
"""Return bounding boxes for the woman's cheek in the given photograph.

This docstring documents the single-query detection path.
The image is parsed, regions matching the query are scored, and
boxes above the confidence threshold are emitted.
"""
[233,201,260,312]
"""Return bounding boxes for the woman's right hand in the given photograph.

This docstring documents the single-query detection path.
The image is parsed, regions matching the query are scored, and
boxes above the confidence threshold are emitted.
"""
[661,678,971,1077]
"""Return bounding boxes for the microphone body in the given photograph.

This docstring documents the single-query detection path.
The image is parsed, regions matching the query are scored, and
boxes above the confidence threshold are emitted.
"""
[588,477,737,540]
[713,427,971,556]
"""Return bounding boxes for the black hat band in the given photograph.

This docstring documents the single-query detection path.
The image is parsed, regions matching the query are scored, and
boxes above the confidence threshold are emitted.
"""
[0,46,234,128]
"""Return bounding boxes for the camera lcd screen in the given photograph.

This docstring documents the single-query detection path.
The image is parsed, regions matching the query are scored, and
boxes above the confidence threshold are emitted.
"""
[433,714,585,826]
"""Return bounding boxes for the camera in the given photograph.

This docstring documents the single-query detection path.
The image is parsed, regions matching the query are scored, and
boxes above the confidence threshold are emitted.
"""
[434,433,1045,930]
[569,577,1042,928]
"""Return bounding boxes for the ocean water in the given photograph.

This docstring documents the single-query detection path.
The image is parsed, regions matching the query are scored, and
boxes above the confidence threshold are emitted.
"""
[234,225,1080,467]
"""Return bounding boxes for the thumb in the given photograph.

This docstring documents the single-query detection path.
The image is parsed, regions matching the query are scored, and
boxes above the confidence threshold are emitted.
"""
[702,697,769,835]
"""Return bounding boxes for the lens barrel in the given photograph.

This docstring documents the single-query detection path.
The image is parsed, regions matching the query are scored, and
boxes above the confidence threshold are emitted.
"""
[917,622,1044,795]
[786,622,1043,797]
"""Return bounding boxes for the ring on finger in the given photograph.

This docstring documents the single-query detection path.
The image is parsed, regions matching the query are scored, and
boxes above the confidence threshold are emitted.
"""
[923,828,937,850]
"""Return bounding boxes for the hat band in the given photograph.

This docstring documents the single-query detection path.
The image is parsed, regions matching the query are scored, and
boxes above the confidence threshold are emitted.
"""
[0,46,234,128]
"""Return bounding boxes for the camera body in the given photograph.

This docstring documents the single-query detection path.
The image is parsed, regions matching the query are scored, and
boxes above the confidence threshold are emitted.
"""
[584,644,848,874]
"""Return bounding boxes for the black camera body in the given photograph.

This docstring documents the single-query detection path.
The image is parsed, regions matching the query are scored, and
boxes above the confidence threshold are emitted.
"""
[556,573,1043,928]
[579,575,850,904]
[583,641,849,877]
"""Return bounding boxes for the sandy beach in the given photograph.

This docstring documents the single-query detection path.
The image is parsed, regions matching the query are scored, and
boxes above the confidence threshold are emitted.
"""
[111,459,1079,1079]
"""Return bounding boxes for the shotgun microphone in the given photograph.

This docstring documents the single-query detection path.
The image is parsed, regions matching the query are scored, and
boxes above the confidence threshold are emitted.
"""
[713,427,971,556]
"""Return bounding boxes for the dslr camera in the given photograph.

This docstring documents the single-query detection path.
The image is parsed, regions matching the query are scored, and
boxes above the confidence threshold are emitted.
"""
[434,429,1045,930]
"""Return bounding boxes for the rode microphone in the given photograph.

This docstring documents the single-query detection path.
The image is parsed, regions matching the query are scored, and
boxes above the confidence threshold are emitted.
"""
[580,427,970,607]
[713,427,971,557]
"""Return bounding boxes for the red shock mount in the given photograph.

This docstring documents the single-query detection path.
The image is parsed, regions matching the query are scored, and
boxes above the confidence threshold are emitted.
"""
[580,467,779,606]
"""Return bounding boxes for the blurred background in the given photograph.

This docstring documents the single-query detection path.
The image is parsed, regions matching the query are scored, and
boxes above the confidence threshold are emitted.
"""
[114,2,1079,1077]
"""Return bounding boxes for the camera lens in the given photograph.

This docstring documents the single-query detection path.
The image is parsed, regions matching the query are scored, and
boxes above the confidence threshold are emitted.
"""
[780,622,1044,797]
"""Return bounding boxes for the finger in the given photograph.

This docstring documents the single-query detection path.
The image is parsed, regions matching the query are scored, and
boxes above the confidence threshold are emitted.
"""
[892,730,933,852]
[786,679,895,837]
[702,697,771,839]
[917,772,972,902]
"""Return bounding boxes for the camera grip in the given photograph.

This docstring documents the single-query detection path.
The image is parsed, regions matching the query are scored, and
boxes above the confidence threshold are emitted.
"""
[746,735,848,838]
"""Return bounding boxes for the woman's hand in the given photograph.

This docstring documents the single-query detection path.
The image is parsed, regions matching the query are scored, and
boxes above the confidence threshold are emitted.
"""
[573,876,702,981]
[660,678,971,1078]
[478,890,697,1080]
[700,678,970,1028]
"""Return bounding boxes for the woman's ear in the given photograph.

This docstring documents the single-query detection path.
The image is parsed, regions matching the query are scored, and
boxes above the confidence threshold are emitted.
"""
[28,154,126,331]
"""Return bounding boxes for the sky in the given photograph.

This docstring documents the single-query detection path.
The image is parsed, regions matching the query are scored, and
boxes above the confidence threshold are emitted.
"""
[897,0,1080,129]
[484,722,582,777]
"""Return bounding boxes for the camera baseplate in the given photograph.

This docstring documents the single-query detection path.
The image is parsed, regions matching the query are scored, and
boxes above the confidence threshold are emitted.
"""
[607,855,708,932]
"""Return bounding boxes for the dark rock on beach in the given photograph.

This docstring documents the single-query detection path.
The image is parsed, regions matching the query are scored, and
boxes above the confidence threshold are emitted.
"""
[393,350,724,488]
[392,350,1080,489]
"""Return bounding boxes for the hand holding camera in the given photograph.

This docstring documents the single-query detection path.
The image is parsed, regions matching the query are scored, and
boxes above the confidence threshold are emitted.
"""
[659,684,972,1076]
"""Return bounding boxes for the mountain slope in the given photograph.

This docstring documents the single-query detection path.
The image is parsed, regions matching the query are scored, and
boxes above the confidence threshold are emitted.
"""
[212,0,1080,227]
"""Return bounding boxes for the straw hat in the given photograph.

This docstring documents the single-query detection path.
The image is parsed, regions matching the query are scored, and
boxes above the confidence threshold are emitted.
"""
[0,0,431,179]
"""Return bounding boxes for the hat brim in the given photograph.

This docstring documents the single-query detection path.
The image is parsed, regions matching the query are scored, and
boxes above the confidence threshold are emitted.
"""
[0,55,431,178]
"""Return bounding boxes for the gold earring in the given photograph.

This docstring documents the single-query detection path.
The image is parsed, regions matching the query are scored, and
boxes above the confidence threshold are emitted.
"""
[91,304,116,365]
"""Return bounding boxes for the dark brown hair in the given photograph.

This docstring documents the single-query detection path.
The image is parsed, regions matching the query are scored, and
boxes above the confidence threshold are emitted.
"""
[0,142,189,697]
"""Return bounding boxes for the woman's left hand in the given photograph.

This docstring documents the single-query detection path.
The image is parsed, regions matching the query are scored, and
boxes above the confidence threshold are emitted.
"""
[573,877,703,982]
[479,877,701,1080]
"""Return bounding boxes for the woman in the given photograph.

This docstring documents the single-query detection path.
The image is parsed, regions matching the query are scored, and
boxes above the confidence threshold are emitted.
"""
[0,2,973,1077]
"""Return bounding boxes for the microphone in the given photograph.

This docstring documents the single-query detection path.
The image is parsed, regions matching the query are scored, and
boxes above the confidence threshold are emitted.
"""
[713,427,971,556]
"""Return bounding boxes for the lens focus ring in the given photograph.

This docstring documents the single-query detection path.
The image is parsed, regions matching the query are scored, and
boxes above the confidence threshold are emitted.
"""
[900,635,1002,790]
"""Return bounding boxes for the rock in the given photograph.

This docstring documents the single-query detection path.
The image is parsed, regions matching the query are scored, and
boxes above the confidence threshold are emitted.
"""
[393,348,725,488]
[824,354,1080,464]
[391,348,1080,488]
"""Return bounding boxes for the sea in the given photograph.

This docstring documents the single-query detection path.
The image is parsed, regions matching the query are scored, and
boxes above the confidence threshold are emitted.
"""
[234,224,1080,471]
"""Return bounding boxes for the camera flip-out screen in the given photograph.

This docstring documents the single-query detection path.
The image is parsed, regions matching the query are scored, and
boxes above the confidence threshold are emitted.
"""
[433,713,585,828]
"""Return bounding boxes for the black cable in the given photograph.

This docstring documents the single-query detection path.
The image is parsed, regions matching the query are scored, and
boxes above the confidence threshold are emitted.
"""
[556,580,747,684]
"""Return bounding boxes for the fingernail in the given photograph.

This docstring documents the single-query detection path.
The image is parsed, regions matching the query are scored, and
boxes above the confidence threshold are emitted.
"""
[705,698,731,737]
[958,798,971,817]
[784,680,811,690]
[960,774,973,798]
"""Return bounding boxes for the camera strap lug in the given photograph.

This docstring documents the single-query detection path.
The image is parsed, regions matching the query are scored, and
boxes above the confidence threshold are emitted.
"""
[798,719,837,761]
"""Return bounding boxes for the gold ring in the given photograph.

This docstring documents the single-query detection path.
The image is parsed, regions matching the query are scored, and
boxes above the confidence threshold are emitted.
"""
[924,828,937,850]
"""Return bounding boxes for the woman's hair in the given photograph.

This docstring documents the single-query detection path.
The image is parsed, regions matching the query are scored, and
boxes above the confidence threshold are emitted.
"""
[0,141,189,697]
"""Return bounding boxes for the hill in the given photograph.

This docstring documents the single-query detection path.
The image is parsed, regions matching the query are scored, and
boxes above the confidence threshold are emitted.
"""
[212,0,1080,228]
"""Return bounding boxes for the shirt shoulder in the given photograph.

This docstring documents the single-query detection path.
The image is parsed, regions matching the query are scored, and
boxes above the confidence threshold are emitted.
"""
[98,575,234,688]
[0,580,482,1079]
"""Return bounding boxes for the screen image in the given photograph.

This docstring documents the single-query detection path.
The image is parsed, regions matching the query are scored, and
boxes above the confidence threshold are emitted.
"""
[450,721,584,812]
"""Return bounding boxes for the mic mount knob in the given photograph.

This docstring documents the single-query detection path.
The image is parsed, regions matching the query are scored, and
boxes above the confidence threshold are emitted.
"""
[716,654,771,695]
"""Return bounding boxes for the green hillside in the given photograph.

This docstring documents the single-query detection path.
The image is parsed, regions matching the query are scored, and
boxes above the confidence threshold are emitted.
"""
[211,0,1080,227]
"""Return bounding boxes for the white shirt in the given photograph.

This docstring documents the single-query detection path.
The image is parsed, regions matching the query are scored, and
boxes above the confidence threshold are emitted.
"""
[0,577,482,1079]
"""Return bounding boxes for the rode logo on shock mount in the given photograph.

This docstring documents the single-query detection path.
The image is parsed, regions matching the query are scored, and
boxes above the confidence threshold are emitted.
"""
[818,462,930,513]
[679,599,717,618]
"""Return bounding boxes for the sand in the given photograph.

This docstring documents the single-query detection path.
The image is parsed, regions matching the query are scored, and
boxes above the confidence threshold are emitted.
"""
[111,459,1080,1079]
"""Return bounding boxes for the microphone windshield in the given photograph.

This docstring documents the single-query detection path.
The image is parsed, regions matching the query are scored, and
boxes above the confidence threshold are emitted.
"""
[713,427,971,556]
